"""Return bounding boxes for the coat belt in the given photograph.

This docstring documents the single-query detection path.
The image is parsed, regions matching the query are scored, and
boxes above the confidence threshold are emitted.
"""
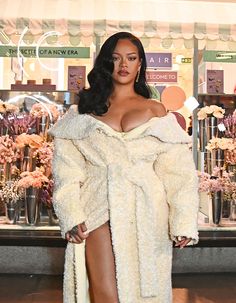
[106,162,159,298]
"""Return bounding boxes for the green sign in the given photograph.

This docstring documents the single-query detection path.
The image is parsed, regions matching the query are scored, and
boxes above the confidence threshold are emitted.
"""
[0,46,90,58]
[203,51,236,63]
[181,58,192,64]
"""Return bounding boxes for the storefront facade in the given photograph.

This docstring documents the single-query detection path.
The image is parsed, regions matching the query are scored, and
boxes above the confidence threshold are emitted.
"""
[0,0,236,274]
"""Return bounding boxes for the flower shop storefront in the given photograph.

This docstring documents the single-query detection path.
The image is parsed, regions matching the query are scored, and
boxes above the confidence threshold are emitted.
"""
[0,0,236,275]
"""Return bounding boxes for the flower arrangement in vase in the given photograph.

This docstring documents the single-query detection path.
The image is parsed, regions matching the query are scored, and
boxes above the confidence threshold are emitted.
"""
[30,103,59,137]
[0,135,20,181]
[198,167,236,225]
[15,133,44,172]
[221,111,236,139]
[0,100,36,136]
[0,180,24,223]
[17,168,50,225]
[197,105,225,152]
[197,105,225,120]
[0,98,61,225]
[18,168,49,189]
[0,100,19,115]
[33,141,54,178]
[221,112,236,170]
[205,137,236,174]
[206,137,235,152]
[40,179,58,225]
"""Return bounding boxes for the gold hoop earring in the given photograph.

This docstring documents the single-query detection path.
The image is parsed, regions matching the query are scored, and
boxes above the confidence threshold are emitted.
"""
[136,69,140,83]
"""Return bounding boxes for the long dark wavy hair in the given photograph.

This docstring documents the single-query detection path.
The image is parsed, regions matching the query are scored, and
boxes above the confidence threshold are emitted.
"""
[78,32,151,115]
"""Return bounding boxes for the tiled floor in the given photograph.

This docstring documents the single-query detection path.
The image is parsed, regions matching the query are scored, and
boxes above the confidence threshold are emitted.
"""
[0,274,62,303]
[173,273,236,303]
[0,273,236,302]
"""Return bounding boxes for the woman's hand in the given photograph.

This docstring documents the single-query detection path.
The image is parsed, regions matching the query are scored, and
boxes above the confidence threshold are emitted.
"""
[65,222,89,244]
[174,236,192,249]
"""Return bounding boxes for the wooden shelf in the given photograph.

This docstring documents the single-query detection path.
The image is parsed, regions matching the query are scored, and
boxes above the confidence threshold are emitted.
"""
[11,84,57,91]
[198,93,236,113]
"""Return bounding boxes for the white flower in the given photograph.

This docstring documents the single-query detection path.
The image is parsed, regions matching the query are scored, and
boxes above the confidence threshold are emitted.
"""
[197,110,207,120]
[206,137,235,151]
[205,106,214,114]
[213,111,225,119]
[197,105,225,120]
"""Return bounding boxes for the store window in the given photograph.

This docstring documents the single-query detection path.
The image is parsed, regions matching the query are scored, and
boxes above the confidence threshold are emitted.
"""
[197,39,236,228]
[0,26,235,234]
[0,32,96,228]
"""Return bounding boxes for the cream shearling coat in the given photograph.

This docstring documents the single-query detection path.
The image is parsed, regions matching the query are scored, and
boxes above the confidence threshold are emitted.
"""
[49,105,199,303]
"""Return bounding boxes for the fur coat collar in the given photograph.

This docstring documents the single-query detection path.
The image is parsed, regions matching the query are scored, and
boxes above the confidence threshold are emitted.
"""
[49,105,191,144]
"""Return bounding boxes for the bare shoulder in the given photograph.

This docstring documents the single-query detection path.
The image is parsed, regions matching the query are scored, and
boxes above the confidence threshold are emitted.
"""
[148,99,167,117]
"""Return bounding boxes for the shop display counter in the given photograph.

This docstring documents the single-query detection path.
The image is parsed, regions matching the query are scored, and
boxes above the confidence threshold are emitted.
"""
[0,223,236,248]
[0,91,235,248]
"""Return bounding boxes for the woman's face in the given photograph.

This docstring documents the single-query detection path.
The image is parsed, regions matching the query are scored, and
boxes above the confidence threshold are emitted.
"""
[111,39,141,85]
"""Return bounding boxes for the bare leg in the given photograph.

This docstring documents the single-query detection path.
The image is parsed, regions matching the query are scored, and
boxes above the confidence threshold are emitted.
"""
[85,221,119,303]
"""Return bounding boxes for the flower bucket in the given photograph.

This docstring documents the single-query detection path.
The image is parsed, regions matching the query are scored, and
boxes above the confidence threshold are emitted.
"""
[199,117,218,152]
[36,116,49,136]
[5,200,19,224]
[206,117,218,141]
[0,164,4,182]
[22,146,36,172]
[229,200,236,221]
[199,119,208,152]
[221,199,231,219]
[206,149,224,175]
[47,208,59,226]
[211,191,222,226]
[25,187,40,225]
[4,162,12,181]
[220,199,236,226]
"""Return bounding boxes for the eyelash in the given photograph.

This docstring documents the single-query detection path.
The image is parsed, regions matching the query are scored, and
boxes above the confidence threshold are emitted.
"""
[128,57,137,61]
[112,57,137,61]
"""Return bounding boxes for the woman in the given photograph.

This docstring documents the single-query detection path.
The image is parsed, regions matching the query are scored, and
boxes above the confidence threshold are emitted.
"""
[49,32,199,303]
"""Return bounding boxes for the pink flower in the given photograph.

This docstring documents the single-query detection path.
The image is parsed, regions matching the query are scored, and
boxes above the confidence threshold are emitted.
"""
[222,114,236,139]
[0,101,19,114]
[15,133,43,149]
[198,167,236,200]
[225,149,236,165]
[34,142,53,164]
[0,135,18,163]
[41,179,54,208]
[198,170,223,193]
[1,113,36,136]
[18,169,49,189]
[30,103,60,122]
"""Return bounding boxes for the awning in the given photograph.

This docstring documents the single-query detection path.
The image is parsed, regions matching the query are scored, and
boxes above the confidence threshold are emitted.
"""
[0,18,236,41]
[0,1,235,48]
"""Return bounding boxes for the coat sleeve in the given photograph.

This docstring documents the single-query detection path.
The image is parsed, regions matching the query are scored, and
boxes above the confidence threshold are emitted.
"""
[154,143,199,244]
[52,138,87,238]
